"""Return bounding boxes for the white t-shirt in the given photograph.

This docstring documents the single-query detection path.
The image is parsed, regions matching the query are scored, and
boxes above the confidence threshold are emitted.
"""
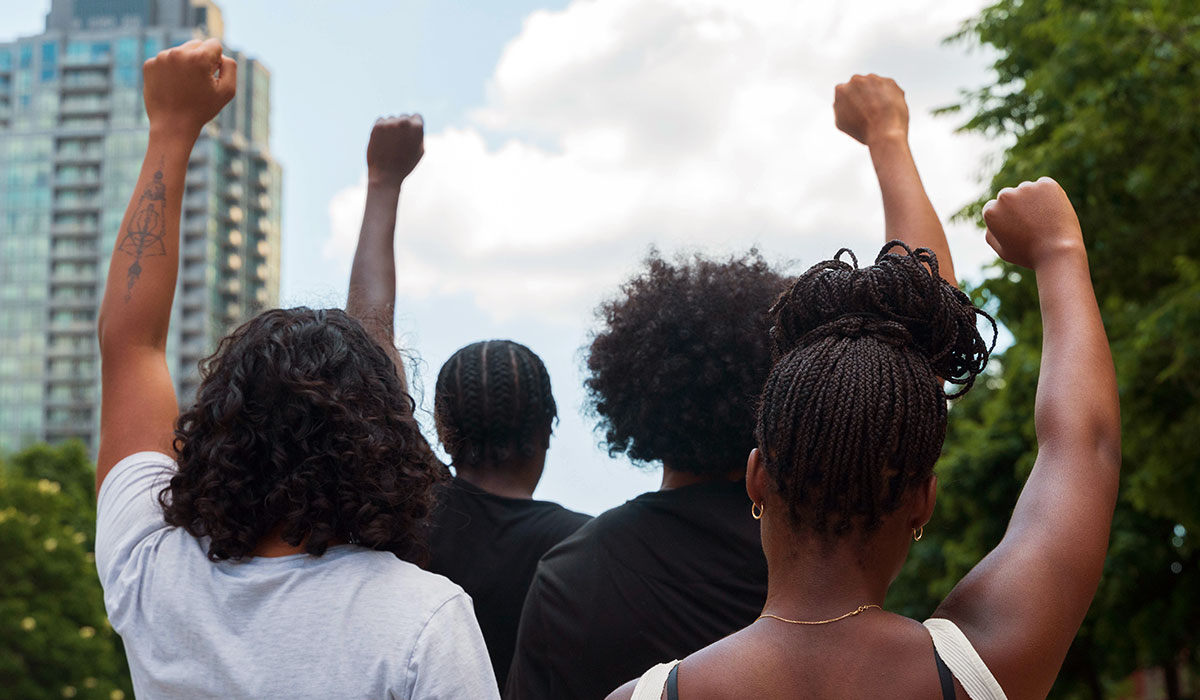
[95,451,499,700]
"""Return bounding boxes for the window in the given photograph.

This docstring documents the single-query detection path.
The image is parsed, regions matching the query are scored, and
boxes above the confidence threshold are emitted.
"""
[143,36,162,61]
[18,45,31,69]
[40,41,57,82]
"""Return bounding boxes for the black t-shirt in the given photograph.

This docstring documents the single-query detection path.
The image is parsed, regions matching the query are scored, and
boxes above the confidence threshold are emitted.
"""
[426,477,591,690]
[504,479,768,700]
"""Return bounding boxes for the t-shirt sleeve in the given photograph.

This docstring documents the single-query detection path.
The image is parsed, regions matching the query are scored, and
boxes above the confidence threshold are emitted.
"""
[94,451,176,621]
[405,592,500,700]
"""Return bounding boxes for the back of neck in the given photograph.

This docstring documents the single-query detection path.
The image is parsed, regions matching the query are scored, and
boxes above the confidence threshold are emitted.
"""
[660,464,746,490]
[456,462,540,499]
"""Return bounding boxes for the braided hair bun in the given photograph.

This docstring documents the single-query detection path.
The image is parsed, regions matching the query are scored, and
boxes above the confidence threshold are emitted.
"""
[756,241,995,535]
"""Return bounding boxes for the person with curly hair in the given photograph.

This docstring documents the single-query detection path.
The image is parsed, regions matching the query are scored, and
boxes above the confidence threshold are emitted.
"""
[506,75,962,700]
[93,41,497,699]
[613,178,1119,700]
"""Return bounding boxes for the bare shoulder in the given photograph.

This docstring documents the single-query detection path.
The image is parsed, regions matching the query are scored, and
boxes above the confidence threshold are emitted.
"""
[605,678,639,700]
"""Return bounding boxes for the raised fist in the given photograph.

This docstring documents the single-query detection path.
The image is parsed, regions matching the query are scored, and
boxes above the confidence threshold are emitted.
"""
[367,115,424,187]
[982,177,1084,269]
[143,38,236,137]
[833,74,908,146]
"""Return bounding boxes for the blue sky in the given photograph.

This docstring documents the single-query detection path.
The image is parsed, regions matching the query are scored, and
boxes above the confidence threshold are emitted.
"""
[2,0,1002,514]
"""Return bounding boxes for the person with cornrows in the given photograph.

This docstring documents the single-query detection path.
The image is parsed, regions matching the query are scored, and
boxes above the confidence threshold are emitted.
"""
[507,74,966,700]
[344,117,590,691]
[611,116,1120,700]
[426,340,591,690]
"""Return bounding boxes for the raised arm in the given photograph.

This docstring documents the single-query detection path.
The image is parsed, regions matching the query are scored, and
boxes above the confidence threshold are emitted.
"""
[935,178,1121,699]
[346,115,424,390]
[834,74,956,285]
[96,39,236,489]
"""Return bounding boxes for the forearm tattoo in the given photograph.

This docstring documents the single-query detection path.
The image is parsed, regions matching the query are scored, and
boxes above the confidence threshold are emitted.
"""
[118,162,168,302]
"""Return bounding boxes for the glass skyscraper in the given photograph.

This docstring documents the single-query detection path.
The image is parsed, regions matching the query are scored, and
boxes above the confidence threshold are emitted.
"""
[0,0,282,453]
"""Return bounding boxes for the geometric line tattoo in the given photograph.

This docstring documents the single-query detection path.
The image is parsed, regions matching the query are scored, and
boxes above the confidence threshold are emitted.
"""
[118,162,167,302]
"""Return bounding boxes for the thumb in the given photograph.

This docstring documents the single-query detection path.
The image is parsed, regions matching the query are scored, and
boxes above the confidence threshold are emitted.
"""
[984,229,1005,259]
[216,55,237,102]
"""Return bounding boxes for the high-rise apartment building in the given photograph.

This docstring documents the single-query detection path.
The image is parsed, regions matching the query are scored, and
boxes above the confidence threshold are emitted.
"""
[0,0,282,453]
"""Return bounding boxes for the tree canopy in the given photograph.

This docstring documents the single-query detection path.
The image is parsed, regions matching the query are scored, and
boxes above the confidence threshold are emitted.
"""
[0,441,133,699]
[890,1,1200,698]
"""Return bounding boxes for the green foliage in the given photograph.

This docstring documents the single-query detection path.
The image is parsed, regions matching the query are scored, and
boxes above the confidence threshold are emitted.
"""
[889,1,1200,697]
[0,442,133,700]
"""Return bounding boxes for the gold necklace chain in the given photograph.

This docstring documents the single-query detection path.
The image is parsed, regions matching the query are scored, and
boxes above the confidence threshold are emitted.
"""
[756,604,881,626]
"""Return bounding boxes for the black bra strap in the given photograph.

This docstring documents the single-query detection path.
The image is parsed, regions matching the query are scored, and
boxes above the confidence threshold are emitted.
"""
[933,644,956,700]
[666,663,680,700]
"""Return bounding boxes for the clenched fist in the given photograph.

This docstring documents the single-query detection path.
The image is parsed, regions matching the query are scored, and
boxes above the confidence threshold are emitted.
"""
[143,38,236,137]
[983,177,1084,269]
[367,115,424,188]
[833,74,908,146]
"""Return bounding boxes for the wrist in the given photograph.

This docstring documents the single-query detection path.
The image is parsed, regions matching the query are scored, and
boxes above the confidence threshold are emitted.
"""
[148,121,202,148]
[366,176,404,195]
[1031,237,1088,270]
[866,128,908,150]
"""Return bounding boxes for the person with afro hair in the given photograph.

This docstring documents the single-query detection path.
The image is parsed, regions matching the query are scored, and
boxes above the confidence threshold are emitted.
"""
[613,179,1119,700]
[92,45,497,699]
[506,75,964,700]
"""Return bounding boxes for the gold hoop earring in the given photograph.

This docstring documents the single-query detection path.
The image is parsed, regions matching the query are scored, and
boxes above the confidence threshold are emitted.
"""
[751,502,764,520]
[912,526,923,542]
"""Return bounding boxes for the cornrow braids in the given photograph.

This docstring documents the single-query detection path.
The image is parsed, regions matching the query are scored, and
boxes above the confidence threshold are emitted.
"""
[755,241,996,535]
[434,340,557,471]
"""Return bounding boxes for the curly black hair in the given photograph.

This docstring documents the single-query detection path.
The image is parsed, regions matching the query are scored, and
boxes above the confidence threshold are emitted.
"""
[755,242,996,535]
[160,307,445,562]
[434,340,557,470]
[586,250,790,477]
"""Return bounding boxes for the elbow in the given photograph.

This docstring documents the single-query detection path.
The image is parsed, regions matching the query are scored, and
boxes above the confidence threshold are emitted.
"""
[96,309,112,356]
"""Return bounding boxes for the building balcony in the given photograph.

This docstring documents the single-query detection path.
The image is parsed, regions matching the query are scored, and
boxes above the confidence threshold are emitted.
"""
[60,73,109,93]
[60,99,110,116]
[58,118,108,133]
[48,296,98,311]
[45,394,94,409]
[54,176,102,189]
[50,245,99,262]
[51,223,100,236]
[49,270,98,285]
[53,198,103,213]
[46,343,94,359]
[62,53,111,67]
[55,148,103,164]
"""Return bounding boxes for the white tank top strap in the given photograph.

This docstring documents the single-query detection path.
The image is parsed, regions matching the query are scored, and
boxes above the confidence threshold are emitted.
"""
[631,660,681,700]
[923,618,1008,700]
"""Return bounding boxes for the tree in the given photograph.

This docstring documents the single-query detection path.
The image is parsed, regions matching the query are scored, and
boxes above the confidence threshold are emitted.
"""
[0,442,134,699]
[889,2,1200,698]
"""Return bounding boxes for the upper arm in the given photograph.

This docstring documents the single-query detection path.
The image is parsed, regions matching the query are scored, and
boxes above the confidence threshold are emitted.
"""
[406,593,499,699]
[97,345,178,491]
[933,444,1120,699]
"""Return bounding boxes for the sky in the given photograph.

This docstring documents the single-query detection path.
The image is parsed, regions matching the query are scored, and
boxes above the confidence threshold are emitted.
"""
[1,0,1004,515]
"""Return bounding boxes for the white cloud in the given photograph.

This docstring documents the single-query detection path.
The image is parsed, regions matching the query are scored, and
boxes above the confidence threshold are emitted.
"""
[324,0,1001,325]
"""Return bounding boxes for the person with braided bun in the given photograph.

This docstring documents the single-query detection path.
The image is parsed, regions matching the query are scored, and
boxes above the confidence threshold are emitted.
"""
[93,44,498,699]
[426,339,591,690]
[506,73,965,700]
[613,178,1120,700]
